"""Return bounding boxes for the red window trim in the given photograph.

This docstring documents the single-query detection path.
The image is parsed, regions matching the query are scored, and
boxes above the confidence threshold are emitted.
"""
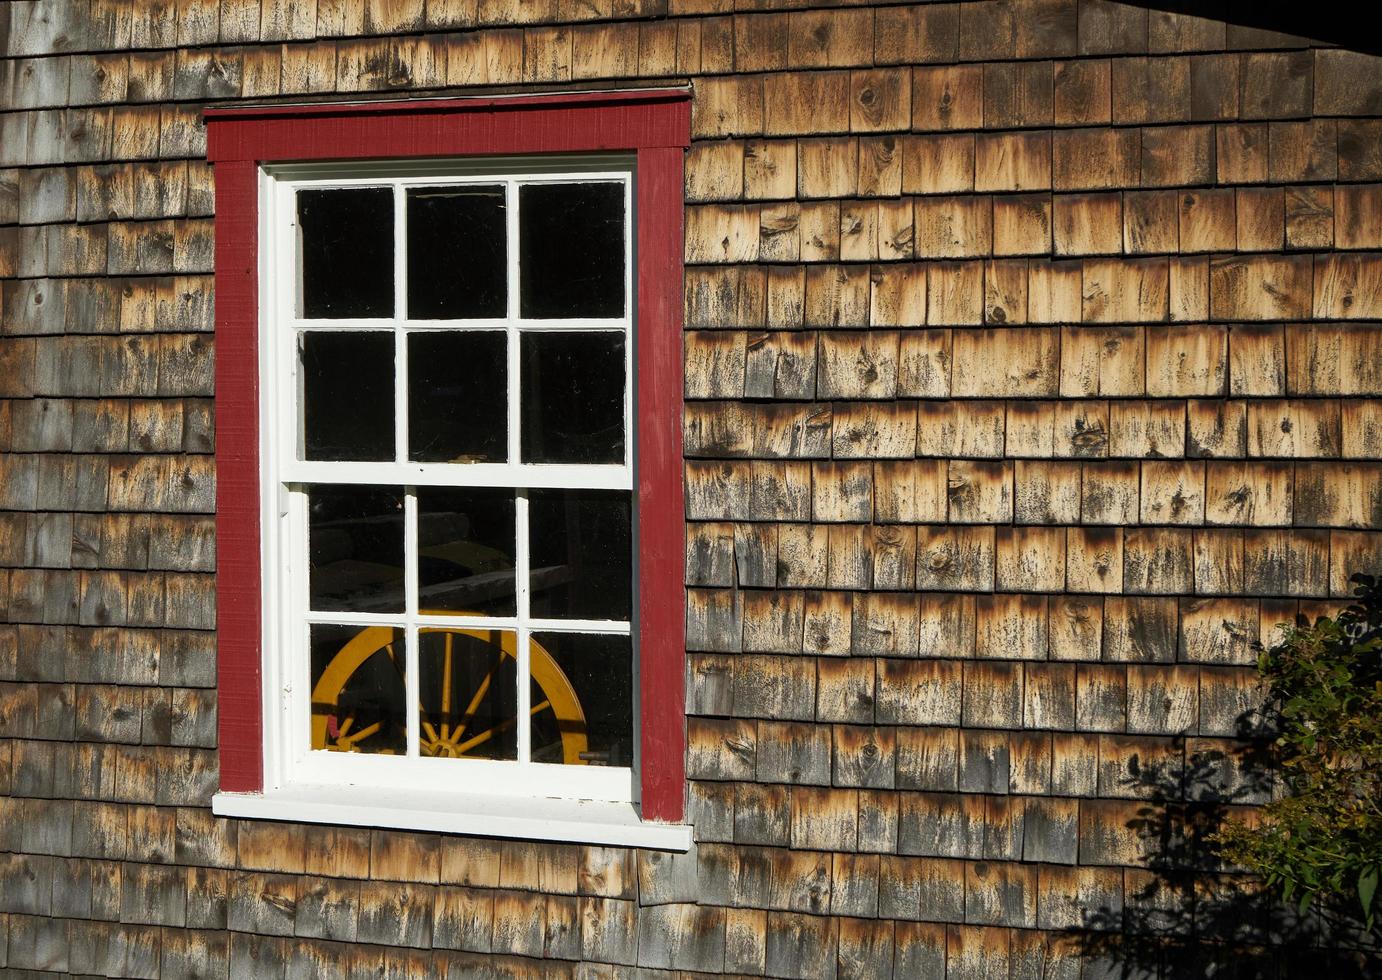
[207,89,690,823]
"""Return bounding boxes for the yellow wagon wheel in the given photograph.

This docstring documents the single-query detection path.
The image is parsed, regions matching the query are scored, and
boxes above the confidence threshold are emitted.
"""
[310,619,589,764]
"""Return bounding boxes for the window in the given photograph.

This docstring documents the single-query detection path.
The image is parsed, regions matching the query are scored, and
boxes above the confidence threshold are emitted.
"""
[207,92,690,848]
[281,165,637,801]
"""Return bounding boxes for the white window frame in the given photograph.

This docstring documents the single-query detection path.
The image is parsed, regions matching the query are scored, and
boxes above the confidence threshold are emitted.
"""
[258,157,642,809]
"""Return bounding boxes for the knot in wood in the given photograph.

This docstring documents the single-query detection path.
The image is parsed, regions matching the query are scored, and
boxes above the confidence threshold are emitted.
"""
[853,353,878,385]
[924,549,954,573]
[858,741,880,767]
[1070,422,1107,450]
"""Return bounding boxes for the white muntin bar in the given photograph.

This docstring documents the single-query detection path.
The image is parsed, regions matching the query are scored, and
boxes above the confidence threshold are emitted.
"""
[302,610,630,633]
[515,489,533,765]
[280,461,632,490]
[291,317,630,331]
[403,492,421,760]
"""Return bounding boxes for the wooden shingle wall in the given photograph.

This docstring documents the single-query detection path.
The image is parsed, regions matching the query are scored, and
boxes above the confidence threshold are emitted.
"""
[2,1,1382,976]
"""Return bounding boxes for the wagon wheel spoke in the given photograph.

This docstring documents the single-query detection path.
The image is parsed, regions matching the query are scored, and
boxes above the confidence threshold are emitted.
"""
[337,721,382,749]
[452,699,553,756]
[384,641,400,670]
[451,652,502,742]
[453,717,514,754]
[439,632,455,740]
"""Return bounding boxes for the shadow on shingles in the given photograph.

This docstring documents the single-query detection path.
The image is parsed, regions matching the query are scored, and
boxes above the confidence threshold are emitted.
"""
[1068,713,1381,979]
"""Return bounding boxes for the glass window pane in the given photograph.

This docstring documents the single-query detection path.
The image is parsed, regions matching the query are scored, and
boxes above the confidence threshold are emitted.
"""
[519,182,625,318]
[529,632,632,767]
[302,331,395,461]
[309,485,405,613]
[520,331,625,464]
[408,331,507,463]
[418,628,518,761]
[310,623,407,755]
[529,489,632,622]
[298,187,394,319]
[417,488,516,616]
[407,186,507,319]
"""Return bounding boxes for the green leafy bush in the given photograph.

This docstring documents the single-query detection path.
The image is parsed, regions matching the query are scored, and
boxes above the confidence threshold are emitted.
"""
[1216,573,1382,934]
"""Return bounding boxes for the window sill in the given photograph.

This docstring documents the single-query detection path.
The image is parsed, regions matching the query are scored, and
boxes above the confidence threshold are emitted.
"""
[212,785,693,851]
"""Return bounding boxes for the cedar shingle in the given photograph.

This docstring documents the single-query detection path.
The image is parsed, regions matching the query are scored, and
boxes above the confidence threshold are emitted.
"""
[913,65,984,131]
[915,196,991,259]
[1268,119,1337,182]
[875,5,957,65]
[765,71,849,136]
[1179,189,1235,254]
[755,720,830,785]
[851,591,919,658]
[693,75,763,138]
[947,460,1013,524]
[1214,122,1268,185]
[1205,462,1294,527]
[982,61,1054,129]
[296,877,362,944]
[1241,50,1313,120]
[1082,257,1169,323]
[1035,864,1123,929]
[1179,597,1259,665]
[816,331,897,398]
[877,657,963,726]
[1052,128,1139,191]
[1314,253,1382,320]
[1108,400,1185,458]
[764,910,837,980]
[959,729,1011,795]
[962,662,1023,729]
[1078,798,1153,865]
[965,860,1037,928]
[918,400,1005,458]
[1339,119,1382,179]
[489,889,543,958]
[850,69,910,133]
[1142,124,1214,186]
[976,132,1052,193]
[787,9,873,68]
[1066,522,1122,591]
[805,266,870,328]
[579,896,637,965]
[985,258,1029,324]
[1023,797,1079,865]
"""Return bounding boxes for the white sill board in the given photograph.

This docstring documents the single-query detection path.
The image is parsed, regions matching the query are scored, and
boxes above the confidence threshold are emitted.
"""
[212,785,693,851]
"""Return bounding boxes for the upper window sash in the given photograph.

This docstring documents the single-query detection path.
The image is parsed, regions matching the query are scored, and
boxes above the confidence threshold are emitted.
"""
[269,166,636,476]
